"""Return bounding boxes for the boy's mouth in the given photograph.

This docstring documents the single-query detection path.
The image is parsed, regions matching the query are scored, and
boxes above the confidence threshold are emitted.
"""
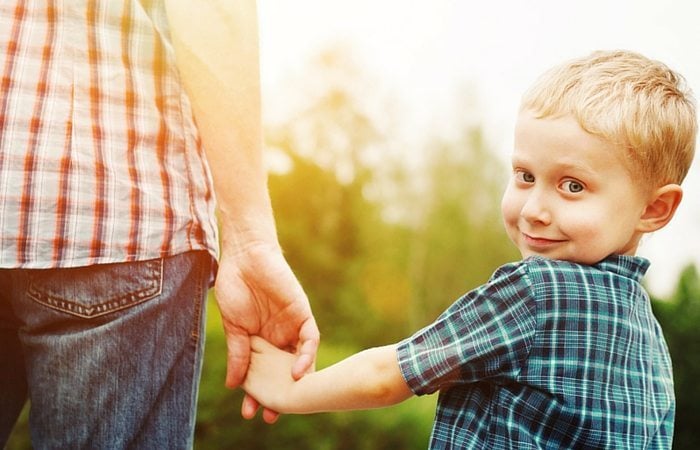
[522,233,565,248]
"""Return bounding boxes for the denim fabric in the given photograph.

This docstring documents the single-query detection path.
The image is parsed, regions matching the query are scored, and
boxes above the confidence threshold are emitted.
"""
[0,251,211,449]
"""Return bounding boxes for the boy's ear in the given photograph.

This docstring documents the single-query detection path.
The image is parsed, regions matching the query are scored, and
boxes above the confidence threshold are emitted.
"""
[637,184,683,233]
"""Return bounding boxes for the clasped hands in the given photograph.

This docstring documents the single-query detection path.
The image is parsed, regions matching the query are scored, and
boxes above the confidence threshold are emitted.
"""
[213,243,319,424]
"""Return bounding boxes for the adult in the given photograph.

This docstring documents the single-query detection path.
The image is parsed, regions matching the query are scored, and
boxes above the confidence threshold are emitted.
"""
[0,1,318,448]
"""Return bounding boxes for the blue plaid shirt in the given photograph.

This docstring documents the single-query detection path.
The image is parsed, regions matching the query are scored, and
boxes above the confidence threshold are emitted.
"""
[397,255,674,449]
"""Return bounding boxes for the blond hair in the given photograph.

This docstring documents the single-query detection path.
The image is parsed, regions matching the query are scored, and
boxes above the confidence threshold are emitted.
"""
[521,50,696,186]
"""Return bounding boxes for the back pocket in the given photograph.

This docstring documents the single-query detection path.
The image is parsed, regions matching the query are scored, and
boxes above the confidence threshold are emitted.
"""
[27,259,163,319]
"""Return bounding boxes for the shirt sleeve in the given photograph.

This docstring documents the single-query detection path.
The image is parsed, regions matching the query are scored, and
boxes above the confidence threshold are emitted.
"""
[397,261,538,396]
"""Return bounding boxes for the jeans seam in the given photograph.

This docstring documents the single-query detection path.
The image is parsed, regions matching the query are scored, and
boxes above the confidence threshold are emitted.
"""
[190,253,206,342]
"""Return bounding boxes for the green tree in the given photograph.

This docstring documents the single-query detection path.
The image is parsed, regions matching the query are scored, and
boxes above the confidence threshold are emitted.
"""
[404,127,519,327]
[263,45,405,345]
[652,264,700,450]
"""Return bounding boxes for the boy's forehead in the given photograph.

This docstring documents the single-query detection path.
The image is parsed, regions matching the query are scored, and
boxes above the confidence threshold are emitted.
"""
[512,111,632,174]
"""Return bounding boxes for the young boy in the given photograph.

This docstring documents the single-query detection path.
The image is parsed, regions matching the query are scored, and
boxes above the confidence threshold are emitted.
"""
[242,50,697,449]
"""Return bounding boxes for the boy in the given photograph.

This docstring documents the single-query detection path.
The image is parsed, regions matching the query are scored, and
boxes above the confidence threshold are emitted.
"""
[242,50,696,449]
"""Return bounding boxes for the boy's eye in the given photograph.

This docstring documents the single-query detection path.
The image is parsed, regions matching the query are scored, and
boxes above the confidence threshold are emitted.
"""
[515,171,535,183]
[561,180,584,193]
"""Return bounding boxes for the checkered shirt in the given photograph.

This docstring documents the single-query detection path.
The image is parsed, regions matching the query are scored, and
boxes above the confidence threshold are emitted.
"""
[398,255,674,449]
[0,1,218,269]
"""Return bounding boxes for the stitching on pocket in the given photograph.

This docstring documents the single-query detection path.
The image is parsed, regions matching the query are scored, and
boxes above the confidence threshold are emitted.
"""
[27,259,163,319]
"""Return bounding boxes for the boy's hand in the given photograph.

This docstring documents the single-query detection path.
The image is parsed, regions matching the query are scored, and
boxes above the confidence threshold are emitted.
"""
[242,336,300,417]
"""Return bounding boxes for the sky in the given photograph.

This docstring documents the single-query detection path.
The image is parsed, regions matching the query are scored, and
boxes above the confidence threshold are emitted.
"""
[256,0,700,297]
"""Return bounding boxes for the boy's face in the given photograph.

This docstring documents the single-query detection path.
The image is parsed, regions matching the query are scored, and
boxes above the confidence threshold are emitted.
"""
[501,111,650,265]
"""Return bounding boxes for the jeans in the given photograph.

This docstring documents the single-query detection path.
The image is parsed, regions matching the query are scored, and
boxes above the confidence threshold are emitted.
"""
[0,251,211,449]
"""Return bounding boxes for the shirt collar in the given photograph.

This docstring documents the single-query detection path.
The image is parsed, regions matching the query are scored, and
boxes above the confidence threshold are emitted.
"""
[593,254,650,283]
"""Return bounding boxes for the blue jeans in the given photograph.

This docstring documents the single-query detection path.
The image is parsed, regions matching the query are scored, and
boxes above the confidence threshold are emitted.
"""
[0,251,211,449]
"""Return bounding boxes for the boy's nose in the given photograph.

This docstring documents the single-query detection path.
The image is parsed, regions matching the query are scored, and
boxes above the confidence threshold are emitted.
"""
[520,190,551,225]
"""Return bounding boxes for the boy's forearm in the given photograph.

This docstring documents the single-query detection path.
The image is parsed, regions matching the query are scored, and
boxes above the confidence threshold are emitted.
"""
[281,345,414,414]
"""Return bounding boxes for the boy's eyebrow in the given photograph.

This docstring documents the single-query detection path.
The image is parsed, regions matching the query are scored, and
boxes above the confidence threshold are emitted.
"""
[553,161,598,175]
[510,154,600,177]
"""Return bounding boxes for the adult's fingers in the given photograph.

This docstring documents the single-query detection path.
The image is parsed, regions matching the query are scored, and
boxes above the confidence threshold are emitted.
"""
[224,328,251,389]
[291,320,320,380]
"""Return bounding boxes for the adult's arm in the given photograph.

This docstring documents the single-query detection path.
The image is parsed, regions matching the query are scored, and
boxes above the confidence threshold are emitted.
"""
[164,0,319,401]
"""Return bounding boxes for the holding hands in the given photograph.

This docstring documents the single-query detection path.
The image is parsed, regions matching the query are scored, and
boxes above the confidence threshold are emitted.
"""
[214,240,320,423]
[243,337,309,415]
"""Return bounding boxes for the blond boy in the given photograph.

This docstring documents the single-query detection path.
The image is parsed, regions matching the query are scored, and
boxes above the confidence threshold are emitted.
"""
[243,50,696,449]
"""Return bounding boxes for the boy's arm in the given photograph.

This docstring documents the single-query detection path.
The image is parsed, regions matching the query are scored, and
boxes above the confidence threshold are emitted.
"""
[243,337,414,415]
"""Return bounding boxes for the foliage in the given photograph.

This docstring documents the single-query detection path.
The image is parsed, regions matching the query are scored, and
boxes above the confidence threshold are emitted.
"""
[403,129,518,326]
[266,147,404,345]
[651,264,700,450]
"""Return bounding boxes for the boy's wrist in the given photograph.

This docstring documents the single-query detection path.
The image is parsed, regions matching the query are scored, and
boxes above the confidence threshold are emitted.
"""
[282,373,314,414]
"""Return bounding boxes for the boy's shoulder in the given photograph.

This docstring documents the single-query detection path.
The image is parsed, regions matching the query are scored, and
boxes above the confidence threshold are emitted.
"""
[482,256,652,328]
[490,255,650,293]
[490,256,587,283]
[522,254,649,280]
[504,255,652,306]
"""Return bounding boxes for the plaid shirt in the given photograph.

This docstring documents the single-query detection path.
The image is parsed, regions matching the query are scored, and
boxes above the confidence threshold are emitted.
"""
[0,1,218,269]
[398,256,674,449]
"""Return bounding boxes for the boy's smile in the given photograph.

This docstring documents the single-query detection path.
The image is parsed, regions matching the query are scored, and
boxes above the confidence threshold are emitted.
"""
[501,111,651,265]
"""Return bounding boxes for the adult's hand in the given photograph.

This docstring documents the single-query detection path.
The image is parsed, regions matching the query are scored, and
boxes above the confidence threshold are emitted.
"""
[215,240,319,423]
[215,240,319,387]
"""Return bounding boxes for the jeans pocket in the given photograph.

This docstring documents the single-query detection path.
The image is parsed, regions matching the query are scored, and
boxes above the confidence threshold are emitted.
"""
[27,259,163,319]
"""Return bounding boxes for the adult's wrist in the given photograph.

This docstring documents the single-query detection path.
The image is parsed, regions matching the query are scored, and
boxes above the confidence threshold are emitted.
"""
[217,207,280,253]
[219,231,281,259]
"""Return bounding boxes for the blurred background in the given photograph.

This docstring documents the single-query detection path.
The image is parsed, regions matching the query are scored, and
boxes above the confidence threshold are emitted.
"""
[7,1,700,449]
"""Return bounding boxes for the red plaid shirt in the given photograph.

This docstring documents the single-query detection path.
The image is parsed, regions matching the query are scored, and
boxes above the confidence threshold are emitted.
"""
[0,1,219,268]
